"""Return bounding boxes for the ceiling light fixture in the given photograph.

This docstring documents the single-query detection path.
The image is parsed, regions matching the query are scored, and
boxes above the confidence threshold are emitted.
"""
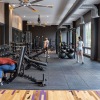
[24,4,27,7]
[80,16,85,24]
[36,4,40,5]
[59,25,67,29]
[13,4,16,7]
[24,16,26,17]
[37,15,41,24]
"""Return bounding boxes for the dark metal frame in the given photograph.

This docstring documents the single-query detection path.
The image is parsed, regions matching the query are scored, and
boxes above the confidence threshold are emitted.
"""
[4,46,47,86]
[24,48,47,70]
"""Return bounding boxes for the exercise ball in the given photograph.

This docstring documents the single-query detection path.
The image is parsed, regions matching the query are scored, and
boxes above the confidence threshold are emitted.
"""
[59,52,66,58]
[67,53,74,59]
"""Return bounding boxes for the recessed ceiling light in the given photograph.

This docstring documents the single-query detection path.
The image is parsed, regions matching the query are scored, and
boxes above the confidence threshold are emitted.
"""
[37,4,40,5]
[13,4,15,7]
[24,16,26,18]
[47,16,49,17]
[24,5,26,7]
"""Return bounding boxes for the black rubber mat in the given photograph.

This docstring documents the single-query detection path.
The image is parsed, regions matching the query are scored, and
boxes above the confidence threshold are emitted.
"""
[0,52,100,90]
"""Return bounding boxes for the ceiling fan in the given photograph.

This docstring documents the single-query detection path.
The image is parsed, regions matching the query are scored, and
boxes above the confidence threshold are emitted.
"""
[11,0,53,12]
[0,0,3,2]
[33,23,47,27]
[27,22,47,27]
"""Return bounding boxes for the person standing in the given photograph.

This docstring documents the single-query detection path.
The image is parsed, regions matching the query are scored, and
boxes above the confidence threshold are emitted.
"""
[76,36,84,64]
[44,38,50,58]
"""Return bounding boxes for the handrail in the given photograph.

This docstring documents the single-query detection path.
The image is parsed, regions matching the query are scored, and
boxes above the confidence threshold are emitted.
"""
[83,47,91,49]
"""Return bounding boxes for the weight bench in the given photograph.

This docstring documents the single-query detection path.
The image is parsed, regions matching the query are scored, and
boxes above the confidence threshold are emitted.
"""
[4,46,47,86]
[25,48,48,71]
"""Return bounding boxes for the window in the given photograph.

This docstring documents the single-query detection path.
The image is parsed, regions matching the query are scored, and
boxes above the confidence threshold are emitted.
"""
[70,30,72,44]
[69,30,72,48]
[76,27,80,42]
[83,22,91,56]
[84,22,91,47]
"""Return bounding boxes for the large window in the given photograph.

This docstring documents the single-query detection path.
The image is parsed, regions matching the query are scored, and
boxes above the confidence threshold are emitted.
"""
[83,22,91,56]
[76,27,80,42]
[84,22,91,47]
[69,30,72,48]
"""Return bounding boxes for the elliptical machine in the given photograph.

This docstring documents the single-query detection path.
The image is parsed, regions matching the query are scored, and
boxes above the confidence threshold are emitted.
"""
[58,42,75,59]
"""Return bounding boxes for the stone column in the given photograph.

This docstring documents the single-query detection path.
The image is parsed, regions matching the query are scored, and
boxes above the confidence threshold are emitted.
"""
[72,21,76,50]
[97,4,100,61]
[91,18,99,60]
[80,24,83,39]
[22,21,27,33]
[4,3,12,44]
[91,4,100,61]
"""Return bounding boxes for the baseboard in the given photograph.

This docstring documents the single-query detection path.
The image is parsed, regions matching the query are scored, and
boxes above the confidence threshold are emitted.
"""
[83,54,90,58]
[97,59,100,62]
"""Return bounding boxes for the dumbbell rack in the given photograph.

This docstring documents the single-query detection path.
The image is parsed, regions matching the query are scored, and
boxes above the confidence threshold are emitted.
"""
[0,44,10,57]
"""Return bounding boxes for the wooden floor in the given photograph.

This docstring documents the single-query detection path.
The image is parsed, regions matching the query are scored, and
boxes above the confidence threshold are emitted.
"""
[0,90,100,100]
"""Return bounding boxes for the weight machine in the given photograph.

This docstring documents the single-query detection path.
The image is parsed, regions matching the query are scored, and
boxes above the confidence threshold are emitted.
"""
[25,31,33,54]
[4,46,47,86]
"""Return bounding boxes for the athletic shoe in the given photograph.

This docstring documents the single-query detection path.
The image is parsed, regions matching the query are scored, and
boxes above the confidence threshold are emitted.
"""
[82,62,84,64]
[76,61,79,63]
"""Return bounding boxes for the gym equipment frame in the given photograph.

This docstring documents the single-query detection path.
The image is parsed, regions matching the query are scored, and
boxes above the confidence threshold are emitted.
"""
[25,48,48,70]
[4,46,47,87]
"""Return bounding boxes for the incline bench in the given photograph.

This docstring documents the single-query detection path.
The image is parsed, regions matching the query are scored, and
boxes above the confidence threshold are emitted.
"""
[4,46,47,86]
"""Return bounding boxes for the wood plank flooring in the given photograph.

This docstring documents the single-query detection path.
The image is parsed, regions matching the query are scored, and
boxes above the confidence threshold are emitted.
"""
[0,90,100,100]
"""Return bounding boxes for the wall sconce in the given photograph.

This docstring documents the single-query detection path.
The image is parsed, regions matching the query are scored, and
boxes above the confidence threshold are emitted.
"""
[80,16,85,24]
[59,25,67,29]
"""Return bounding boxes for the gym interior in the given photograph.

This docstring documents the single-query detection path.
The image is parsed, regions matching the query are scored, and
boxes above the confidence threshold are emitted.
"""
[0,0,100,99]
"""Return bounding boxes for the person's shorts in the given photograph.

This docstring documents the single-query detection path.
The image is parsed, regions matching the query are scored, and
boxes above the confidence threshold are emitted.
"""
[76,47,83,52]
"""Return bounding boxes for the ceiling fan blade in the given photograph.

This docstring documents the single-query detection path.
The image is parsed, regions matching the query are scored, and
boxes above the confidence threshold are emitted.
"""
[0,0,8,3]
[23,0,29,3]
[30,0,43,4]
[0,0,4,2]
[31,4,53,8]
[0,0,3,2]
[27,6,37,12]
[10,3,20,4]
[13,5,23,9]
